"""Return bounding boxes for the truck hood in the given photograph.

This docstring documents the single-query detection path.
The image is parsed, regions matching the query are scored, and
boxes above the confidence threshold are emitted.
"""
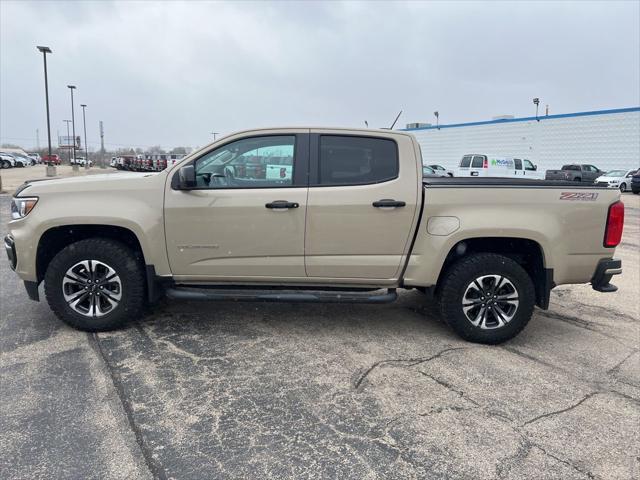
[16,172,162,196]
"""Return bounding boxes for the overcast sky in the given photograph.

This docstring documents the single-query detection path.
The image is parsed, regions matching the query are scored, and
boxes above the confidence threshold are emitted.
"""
[1,0,638,151]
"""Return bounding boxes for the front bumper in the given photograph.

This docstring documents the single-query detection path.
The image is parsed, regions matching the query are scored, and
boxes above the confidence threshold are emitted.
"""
[4,235,16,271]
[591,258,622,293]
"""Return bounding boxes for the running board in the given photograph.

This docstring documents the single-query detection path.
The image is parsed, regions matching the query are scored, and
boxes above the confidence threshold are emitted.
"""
[165,287,398,304]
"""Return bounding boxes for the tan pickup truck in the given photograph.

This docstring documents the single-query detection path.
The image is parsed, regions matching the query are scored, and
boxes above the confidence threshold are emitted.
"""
[5,128,624,344]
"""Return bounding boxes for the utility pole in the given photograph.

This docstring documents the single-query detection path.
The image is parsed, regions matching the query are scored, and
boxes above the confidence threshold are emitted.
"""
[99,121,106,168]
[68,85,77,166]
[63,120,72,164]
[36,46,54,176]
[81,104,89,169]
[36,129,40,150]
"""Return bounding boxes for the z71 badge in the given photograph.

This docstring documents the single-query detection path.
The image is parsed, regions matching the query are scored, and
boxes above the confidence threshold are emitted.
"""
[559,192,599,201]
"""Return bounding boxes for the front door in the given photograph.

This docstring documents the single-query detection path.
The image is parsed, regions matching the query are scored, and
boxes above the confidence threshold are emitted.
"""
[304,132,419,280]
[164,132,309,280]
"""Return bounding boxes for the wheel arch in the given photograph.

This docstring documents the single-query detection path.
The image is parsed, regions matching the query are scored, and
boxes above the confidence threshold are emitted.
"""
[36,224,146,284]
[435,237,552,309]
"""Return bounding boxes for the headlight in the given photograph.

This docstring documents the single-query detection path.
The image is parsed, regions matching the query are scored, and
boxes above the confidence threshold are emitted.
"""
[10,197,38,220]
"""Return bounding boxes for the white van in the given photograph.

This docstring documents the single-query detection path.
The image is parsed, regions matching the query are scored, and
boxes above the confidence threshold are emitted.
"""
[457,154,543,179]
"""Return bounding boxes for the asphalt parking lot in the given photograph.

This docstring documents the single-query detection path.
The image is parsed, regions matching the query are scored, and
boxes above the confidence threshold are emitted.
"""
[0,193,638,480]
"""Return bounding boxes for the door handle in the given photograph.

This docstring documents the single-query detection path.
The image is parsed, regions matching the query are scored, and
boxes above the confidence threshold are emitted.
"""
[372,199,406,208]
[265,200,299,209]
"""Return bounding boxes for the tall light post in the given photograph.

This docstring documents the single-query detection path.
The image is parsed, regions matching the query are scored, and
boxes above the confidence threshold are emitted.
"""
[434,111,440,130]
[68,85,77,165]
[533,98,540,122]
[80,104,89,169]
[211,132,219,141]
[37,46,55,176]
[63,120,72,163]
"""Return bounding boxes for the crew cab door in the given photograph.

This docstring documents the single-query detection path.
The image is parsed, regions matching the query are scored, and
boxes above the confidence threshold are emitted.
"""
[164,131,309,279]
[304,131,420,280]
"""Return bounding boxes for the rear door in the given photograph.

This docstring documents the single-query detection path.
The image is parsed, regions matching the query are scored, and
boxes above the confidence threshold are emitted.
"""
[458,155,473,176]
[304,131,420,280]
[513,158,522,176]
[164,131,310,279]
[469,155,486,177]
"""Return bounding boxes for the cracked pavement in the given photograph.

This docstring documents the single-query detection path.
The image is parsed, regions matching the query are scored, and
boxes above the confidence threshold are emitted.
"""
[1,194,638,479]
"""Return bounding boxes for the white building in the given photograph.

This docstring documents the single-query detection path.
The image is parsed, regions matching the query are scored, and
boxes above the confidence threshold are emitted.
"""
[403,107,640,172]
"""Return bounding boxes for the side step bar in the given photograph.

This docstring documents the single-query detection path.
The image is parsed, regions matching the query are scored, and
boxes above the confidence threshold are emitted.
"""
[166,287,398,304]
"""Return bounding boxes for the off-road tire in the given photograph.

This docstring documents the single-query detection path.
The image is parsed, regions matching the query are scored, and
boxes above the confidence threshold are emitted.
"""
[45,238,145,331]
[438,253,535,344]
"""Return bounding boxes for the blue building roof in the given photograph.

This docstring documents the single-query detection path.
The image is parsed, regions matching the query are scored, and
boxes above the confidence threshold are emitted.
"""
[401,106,640,131]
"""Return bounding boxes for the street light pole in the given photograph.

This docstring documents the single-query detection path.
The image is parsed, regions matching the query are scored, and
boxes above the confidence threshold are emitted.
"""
[211,132,219,141]
[80,104,89,169]
[37,46,55,176]
[533,98,540,122]
[63,120,72,163]
[68,85,77,165]
[434,111,440,130]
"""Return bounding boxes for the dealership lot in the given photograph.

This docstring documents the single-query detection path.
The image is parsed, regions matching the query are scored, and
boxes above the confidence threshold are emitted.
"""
[0,165,117,193]
[0,194,638,479]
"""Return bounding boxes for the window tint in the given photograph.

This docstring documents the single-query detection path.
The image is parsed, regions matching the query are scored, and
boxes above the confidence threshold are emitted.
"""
[514,158,522,170]
[194,136,295,188]
[524,159,535,171]
[471,155,484,168]
[460,155,472,168]
[318,135,397,185]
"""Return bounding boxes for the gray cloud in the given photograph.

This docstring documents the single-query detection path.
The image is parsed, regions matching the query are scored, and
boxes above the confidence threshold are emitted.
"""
[1,0,638,150]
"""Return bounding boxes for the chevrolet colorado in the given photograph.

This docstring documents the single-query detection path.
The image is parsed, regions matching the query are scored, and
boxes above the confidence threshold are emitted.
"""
[5,128,624,344]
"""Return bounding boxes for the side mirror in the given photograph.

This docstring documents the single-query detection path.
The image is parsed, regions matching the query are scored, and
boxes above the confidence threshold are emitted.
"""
[178,165,196,189]
[533,165,538,171]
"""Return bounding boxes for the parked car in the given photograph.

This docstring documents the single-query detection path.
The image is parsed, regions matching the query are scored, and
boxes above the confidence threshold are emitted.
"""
[72,157,93,167]
[42,154,61,165]
[5,127,624,345]
[0,152,30,168]
[595,169,637,192]
[27,153,41,165]
[0,153,16,168]
[422,165,440,177]
[545,164,603,183]
[458,154,543,178]
[110,157,118,168]
[429,164,454,177]
[631,169,640,194]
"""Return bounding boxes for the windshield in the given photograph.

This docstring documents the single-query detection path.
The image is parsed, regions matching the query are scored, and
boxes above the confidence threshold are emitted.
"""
[603,170,625,177]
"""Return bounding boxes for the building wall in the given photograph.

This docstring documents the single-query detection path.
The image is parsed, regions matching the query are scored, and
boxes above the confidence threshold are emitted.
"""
[404,107,640,172]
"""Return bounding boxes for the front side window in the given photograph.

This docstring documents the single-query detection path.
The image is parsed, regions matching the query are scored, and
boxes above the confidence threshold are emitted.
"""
[194,136,295,188]
[318,135,398,185]
[524,159,536,171]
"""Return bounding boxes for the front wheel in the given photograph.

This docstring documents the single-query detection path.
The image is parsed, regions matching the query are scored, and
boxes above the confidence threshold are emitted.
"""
[620,183,626,192]
[438,253,535,344]
[44,238,146,331]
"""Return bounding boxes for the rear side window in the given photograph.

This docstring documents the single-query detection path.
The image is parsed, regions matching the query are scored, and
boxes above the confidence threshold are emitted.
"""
[514,159,522,170]
[460,155,472,168]
[471,155,484,168]
[318,136,398,185]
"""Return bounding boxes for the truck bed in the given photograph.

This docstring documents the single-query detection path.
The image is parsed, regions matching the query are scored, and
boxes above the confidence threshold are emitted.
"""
[422,177,606,188]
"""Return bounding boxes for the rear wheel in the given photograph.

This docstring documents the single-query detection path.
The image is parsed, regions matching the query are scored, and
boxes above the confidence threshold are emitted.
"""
[438,253,535,344]
[0,160,8,169]
[44,238,145,331]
